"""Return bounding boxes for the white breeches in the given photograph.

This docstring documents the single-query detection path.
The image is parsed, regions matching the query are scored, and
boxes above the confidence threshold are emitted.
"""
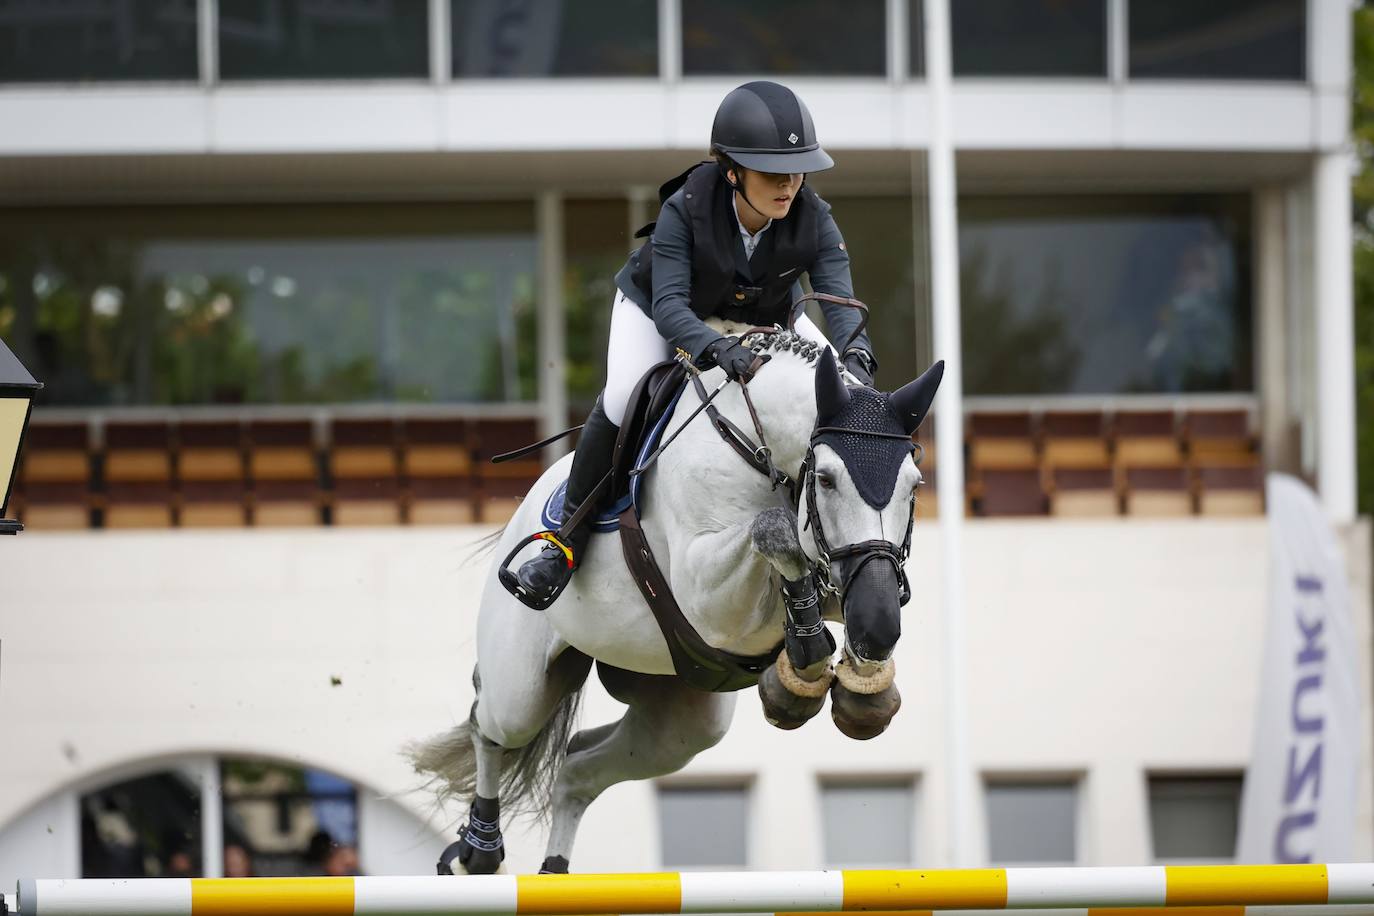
[602,289,834,426]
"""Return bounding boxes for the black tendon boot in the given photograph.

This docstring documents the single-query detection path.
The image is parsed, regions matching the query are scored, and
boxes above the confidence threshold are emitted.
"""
[515,397,620,606]
[783,574,837,670]
[438,795,504,875]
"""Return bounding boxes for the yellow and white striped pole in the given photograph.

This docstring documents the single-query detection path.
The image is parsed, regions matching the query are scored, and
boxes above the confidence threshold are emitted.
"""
[11,865,1374,916]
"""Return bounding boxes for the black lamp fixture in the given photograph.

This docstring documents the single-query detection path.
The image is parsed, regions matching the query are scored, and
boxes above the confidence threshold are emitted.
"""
[0,338,41,534]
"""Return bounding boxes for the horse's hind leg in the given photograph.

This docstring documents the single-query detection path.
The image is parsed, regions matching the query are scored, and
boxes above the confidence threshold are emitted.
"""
[540,667,737,873]
[420,586,592,875]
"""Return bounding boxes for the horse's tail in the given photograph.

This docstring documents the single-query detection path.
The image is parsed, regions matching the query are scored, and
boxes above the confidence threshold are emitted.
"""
[460,524,509,567]
[404,668,584,824]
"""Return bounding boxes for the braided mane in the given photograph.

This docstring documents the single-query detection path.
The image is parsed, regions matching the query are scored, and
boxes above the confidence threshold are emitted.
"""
[739,328,826,365]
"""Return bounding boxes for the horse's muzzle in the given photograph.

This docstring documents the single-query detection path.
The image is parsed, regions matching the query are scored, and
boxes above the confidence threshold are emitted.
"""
[840,553,903,662]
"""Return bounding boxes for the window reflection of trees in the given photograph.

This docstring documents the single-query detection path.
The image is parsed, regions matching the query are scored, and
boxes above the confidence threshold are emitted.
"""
[958,195,1251,396]
[0,218,538,407]
[960,244,1081,395]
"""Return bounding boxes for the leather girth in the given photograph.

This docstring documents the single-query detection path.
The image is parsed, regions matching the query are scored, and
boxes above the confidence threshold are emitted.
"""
[618,508,781,693]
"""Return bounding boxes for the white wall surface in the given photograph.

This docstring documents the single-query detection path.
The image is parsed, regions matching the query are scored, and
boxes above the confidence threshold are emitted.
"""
[0,520,1369,881]
[0,82,1342,158]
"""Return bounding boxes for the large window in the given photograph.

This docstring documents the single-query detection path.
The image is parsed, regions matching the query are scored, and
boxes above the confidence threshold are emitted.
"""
[4,755,442,879]
[985,779,1078,864]
[218,0,429,80]
[565,199,630,410]
[0,0,199,83]
[1149,774,1243,862]
[814,194,926,388]
[819,779,917,866]
[682,0,886,77]
[1129,1,1306,81]
[951,0,1106,77]
[81,767,203,877]
[959,194,1252,396]
[0,204,538,407]
[656,784,749,867]
[452,0,656,77]
[222,760,359,877]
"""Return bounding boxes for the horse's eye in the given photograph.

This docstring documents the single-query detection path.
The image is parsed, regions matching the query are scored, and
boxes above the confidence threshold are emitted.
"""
[817,472,836,490]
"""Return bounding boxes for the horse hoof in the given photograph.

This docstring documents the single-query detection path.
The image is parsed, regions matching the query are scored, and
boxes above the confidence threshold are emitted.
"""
[539,855,570,874]
[830,680,901,740]
[438,824,506,875]
[442,852,507,876]
[757,655,830,730]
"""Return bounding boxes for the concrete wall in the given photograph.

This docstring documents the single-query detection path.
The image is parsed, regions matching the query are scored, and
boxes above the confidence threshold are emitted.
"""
[0,518,1369,880]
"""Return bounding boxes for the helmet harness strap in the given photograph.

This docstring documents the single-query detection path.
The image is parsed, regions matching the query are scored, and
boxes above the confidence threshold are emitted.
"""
[717,157,803,229]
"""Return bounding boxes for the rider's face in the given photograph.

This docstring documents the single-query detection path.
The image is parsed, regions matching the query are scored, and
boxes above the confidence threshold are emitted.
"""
[734,167,803,221]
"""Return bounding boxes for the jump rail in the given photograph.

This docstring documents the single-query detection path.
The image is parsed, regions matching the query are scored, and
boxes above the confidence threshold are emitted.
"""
[8,865,1374,916]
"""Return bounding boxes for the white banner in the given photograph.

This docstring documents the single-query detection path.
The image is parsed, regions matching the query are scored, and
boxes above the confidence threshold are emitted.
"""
[1236,473,1359,862]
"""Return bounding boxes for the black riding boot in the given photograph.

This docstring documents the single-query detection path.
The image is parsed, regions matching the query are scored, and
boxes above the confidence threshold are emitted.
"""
[515,397,620,606]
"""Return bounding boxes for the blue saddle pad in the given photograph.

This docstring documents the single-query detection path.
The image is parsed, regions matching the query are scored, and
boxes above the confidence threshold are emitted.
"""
[540,382,686,533]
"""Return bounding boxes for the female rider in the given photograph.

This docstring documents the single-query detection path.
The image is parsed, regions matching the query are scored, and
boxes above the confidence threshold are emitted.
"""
[516,79,878,606]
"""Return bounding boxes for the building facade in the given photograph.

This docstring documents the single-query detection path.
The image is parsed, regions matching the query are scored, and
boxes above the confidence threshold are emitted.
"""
[0,0,1368,884]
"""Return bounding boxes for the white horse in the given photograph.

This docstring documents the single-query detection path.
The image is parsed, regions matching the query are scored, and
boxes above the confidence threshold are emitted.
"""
[408,327,943,874]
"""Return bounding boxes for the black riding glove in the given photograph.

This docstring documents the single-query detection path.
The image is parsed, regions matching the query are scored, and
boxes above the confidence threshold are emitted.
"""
[704,337,760,382]
[842,349,877,387]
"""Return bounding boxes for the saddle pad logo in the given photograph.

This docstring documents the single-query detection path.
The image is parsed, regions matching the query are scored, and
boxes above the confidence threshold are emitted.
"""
[788,132,799,144]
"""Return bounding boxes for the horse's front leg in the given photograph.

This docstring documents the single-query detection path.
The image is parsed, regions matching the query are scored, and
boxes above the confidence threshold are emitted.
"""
[749,506,837,730]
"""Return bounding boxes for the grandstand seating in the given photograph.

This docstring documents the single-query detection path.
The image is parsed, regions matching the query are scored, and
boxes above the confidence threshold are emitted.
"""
[473,417,542,524]
[178,420,248,528]
[103,422,174,529]
[329,419,402,526]
[402,418,476,525]
[9,404,1270,529]
[247,420,321,527]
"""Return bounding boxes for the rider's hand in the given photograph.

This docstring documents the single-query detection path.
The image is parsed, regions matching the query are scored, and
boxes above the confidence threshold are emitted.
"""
[842,348,877,387]
[705,337,761,382]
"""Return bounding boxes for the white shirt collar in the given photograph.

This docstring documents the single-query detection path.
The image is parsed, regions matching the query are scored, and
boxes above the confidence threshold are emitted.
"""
[732,193,772,261]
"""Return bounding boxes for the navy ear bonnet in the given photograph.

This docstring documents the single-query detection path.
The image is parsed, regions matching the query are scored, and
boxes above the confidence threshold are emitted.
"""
[811,350,944,510]
[813,386,915,509]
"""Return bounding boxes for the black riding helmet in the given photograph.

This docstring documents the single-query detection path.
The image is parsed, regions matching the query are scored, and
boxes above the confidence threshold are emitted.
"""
[710,80,834,175]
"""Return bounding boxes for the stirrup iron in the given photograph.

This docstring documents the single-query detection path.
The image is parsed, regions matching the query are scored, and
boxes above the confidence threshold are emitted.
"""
[498,530,576,611]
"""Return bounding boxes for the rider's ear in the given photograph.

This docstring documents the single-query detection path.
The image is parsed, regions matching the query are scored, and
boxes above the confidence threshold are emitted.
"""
[891,360,945,435]
[815,348,851,421]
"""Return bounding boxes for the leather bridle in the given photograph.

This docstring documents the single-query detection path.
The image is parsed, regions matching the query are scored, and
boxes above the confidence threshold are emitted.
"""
[684,326,919,611]
[799,429,918,608]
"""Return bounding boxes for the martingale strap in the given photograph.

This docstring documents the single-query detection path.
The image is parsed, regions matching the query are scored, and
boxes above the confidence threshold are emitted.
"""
[618,508,781,693]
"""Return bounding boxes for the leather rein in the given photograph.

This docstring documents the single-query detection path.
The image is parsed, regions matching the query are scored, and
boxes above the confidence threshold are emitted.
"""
[689,296,917,608]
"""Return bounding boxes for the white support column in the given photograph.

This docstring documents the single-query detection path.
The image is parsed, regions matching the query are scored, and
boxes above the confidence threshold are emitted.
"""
[923,0,974,868]
[198,0,218,86]
[537,190,569,462]
[1255,185,1293,474]
[886,0,908,83]
[1107,0,1127,83]
[429,0,450,85]
[199,756,223,878]
[1313,150,1357,523]
[659,0,681,82]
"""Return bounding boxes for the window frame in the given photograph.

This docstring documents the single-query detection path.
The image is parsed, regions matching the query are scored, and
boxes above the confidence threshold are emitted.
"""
[1123,0,1309,85]
[816,773,921,868]
[1146,769,1246,864]
[982,772,1085,867]
[654,777,754,870]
